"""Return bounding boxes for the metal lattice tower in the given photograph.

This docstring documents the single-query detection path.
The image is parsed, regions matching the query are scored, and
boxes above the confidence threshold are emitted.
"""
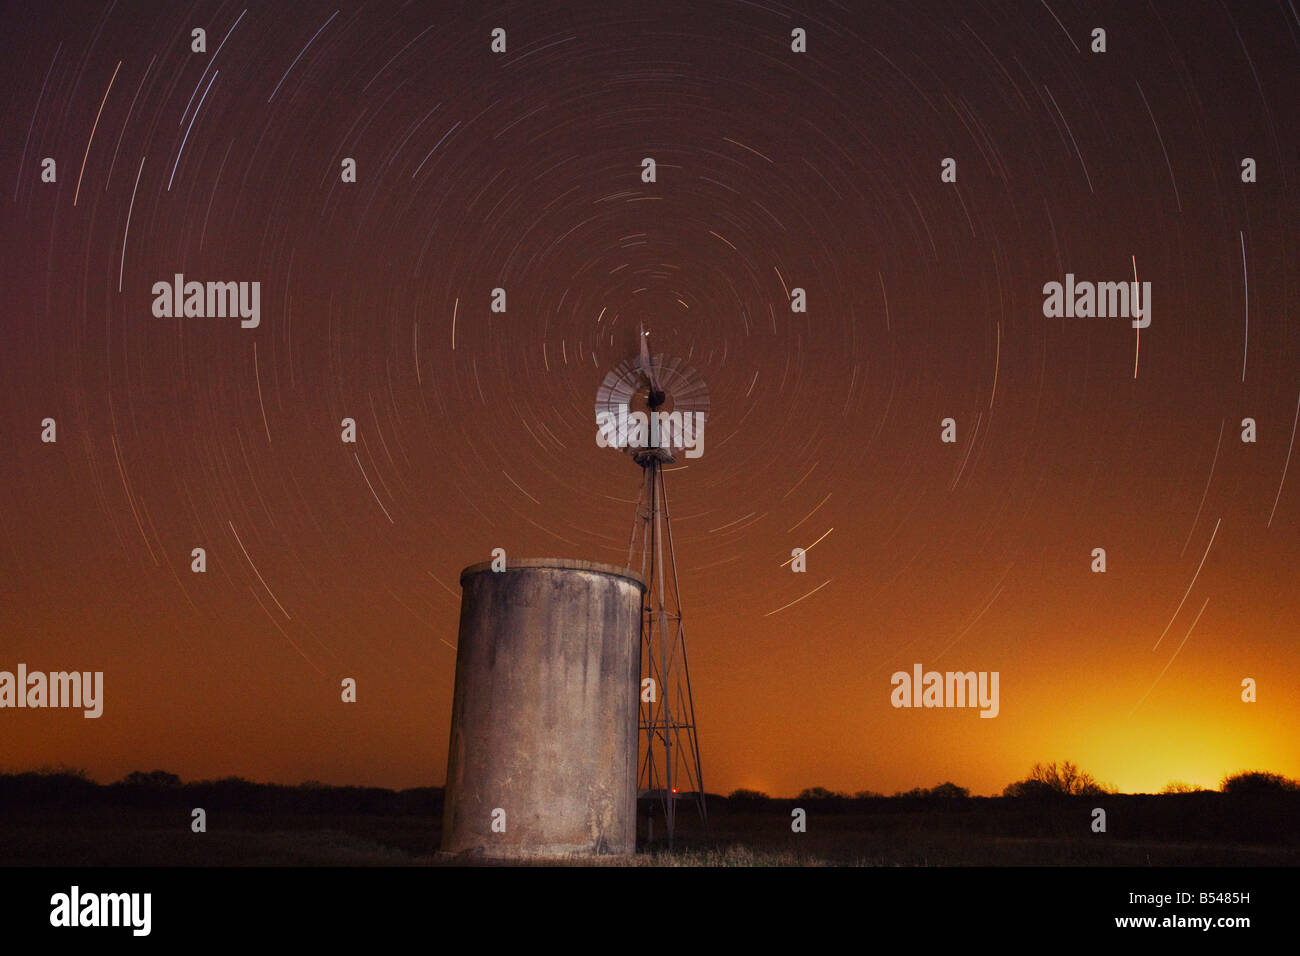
[626,441,707,849]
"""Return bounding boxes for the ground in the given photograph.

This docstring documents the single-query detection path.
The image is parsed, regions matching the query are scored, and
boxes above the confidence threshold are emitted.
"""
[2,787,1296,866]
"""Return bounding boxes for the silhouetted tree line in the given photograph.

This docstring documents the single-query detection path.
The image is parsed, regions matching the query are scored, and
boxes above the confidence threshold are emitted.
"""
[0,768,443,814]
[727,781,969,805]
[2,763,1295,816]
[726,763,1300,803]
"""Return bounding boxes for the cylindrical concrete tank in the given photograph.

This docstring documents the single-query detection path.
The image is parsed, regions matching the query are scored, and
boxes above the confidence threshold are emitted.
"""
[442,558,645,857]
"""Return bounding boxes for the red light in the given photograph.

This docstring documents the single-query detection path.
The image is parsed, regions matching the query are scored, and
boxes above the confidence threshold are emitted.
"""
[671,788,678,793]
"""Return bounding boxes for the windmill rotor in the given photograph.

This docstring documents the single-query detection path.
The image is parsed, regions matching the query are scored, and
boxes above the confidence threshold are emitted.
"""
[594,333,710,461]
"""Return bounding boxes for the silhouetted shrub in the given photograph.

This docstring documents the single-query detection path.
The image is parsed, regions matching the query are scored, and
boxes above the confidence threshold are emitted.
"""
[894,787,927,799]
[1221,771,1300,794]
[929,781,971,799]
[1002,779,1061,799]
[120,770,181,788]
[1161,780,1209,794]
[893,782,972,799]
[796,786,847,800]
[1003,761,1108,797]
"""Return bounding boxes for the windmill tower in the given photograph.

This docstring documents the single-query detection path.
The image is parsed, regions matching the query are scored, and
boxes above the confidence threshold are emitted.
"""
[595,326,709,848]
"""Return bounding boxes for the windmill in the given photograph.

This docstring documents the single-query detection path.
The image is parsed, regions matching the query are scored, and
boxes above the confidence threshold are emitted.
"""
[595,324,709,848]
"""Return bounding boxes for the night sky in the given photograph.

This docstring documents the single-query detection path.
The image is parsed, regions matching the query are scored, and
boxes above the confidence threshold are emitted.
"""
[2,1,1297,798]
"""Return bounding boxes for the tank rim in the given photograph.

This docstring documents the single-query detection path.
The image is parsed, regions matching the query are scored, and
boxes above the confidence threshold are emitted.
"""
[458,557,647,591]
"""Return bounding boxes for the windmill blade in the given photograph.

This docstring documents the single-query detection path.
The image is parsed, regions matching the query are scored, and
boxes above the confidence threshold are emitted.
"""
[637,323,660,392]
